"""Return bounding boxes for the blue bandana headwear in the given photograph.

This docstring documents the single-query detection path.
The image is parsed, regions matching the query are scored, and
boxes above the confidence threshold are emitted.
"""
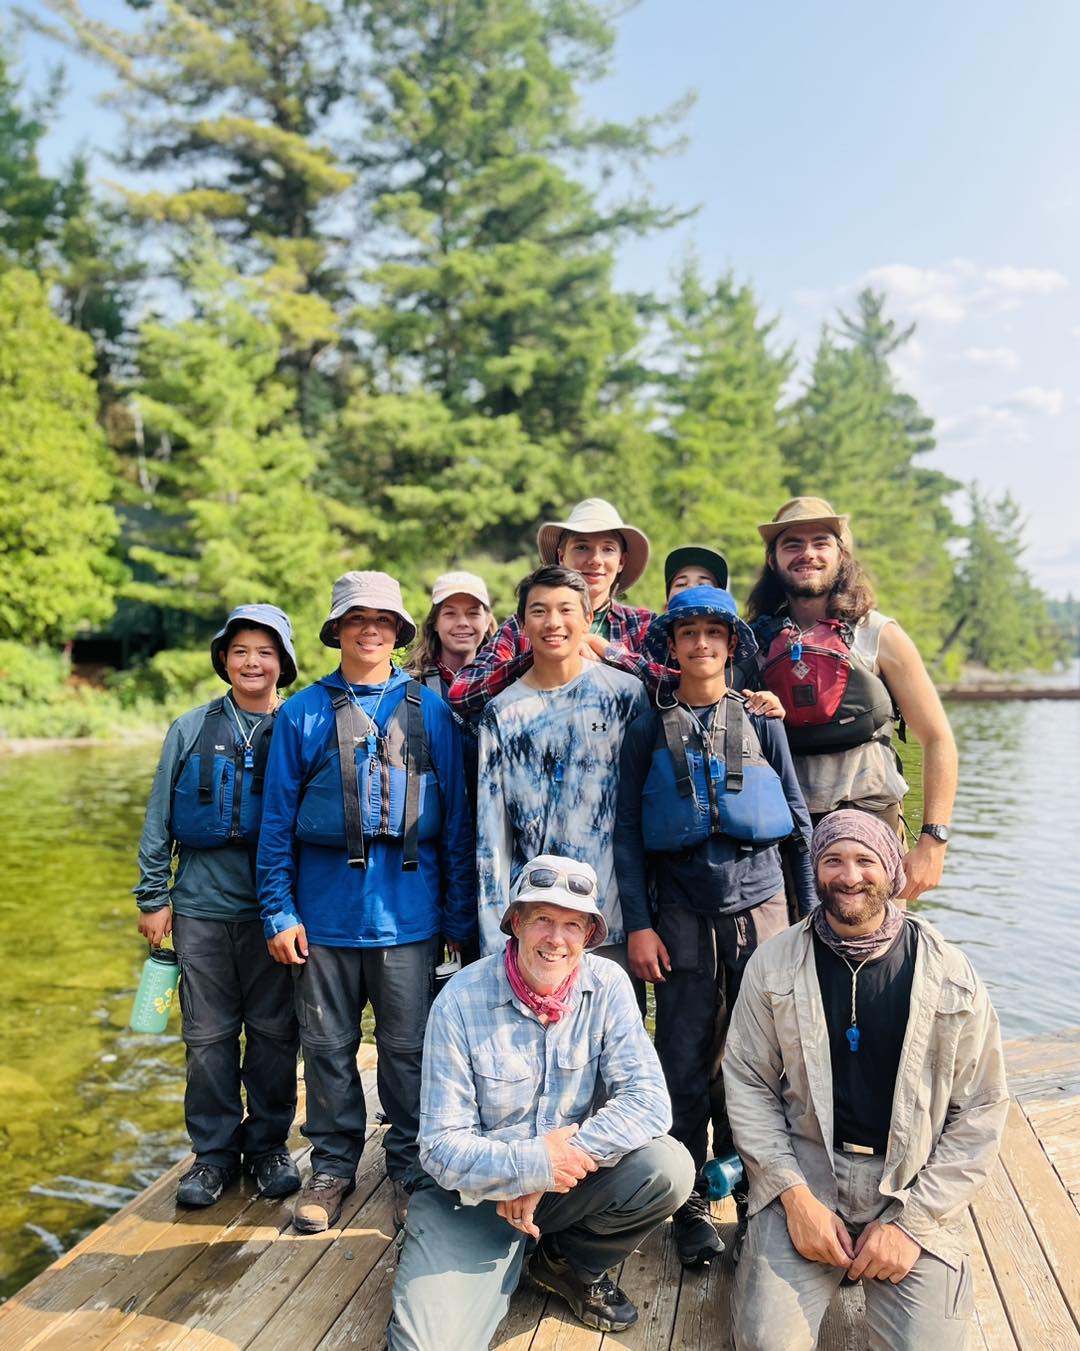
[645,586,758,664]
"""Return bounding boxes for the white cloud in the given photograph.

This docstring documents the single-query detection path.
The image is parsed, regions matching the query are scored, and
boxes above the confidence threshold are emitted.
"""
[938,405,1032,447]
[983,266,1068,296]
[998,385,1064,417]
[862,264,966,323]
[964,346,1021,371]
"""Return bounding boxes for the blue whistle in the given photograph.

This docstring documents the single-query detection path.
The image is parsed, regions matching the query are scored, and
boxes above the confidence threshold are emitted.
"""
[791,641,803,663]
[708,754,722,782]
[846,1026,860,1053]
[243,747,255,770]
[366,733,377,756]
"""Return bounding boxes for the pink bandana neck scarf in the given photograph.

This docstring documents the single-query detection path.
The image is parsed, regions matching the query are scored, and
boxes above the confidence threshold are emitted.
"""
[504,939,578,1023]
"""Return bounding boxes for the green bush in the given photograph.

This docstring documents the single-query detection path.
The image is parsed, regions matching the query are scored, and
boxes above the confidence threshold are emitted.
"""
[108,649,221,719]
[0,642,70,707]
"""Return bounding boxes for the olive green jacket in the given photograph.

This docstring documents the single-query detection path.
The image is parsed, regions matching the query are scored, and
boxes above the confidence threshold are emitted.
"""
[723,914,1008,1267]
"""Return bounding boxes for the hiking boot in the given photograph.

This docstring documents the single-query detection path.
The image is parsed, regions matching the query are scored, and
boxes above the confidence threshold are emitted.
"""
[247,1151,301,1199]
[390,1179,411,1233]
[176,1161,237,1208]
[293,1171,356,1233]
[671,1191,724,1267]
[527,1237,638,1333]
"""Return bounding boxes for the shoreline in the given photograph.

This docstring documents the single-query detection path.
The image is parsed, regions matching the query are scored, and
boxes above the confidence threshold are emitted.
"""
[0,730,164,756]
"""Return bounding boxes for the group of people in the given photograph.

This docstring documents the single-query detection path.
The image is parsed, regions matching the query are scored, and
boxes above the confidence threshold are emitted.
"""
[135,494,1008,1350]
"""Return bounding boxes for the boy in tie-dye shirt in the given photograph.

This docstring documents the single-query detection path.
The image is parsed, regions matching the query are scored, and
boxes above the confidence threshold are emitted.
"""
[476,565,649,961]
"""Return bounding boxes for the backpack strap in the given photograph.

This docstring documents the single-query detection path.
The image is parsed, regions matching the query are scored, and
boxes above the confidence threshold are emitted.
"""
[196,699,228,803]
[401,681,425,873]
[423,669,445,697]
[249,712,276,796]
[723,693,745,793]
[330,689,374,870]
[659,704,695,798]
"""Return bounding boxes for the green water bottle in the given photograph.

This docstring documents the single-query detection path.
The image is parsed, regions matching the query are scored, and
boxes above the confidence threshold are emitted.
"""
[129,944,181,1033]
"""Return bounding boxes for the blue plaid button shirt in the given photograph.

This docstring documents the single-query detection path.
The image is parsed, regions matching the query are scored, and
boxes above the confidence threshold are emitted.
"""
[418,950,672,1203]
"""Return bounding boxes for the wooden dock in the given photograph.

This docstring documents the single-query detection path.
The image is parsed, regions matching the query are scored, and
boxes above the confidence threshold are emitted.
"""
[3,1031,1080,1350]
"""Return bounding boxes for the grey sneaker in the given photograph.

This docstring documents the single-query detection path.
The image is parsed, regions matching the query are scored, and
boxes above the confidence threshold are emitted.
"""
[176,1161,237,1208]
[527,1237,638,1333]
[247,1152,301,1198]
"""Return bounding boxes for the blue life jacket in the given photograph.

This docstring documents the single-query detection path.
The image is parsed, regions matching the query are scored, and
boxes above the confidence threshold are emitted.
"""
[170,699,275,849]
[295,679,441,871]
[641,695,794,852]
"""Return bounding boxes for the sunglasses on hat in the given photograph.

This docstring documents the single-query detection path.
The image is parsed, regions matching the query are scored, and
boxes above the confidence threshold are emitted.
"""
[524,867,597,899]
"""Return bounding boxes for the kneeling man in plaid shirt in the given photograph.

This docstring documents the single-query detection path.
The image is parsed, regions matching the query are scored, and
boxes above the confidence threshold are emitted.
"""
[388,854,692,1348]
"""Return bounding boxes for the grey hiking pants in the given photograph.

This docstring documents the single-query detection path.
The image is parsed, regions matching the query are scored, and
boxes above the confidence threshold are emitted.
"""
[387,1135,694,1351]
[292,939,436,1185]
[733,1151,973,1351]
[172,913,299,1168]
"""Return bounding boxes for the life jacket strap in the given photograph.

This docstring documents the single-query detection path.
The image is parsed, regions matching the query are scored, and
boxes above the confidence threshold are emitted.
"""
[723,694,744,793]
[401,680,425,872]
[249,713,275,796]
[659,704,695,798]
[331,690,373,870]
[196,699,227,804]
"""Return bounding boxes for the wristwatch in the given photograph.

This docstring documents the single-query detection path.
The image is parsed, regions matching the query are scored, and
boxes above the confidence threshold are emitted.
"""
[920,823,950,844]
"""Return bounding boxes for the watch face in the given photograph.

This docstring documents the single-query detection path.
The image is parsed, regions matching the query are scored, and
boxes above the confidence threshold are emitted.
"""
[922,824,950,843]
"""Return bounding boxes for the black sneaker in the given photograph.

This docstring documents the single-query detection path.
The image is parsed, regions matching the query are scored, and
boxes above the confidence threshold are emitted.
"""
[247,1152,301,1198]
[671,1191,724,1267]
[527,1238,638,1333]
[176,1161,237,1208]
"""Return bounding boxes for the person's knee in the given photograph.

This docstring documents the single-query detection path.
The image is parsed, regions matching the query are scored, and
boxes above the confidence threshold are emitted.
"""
[624,1135,695,1214]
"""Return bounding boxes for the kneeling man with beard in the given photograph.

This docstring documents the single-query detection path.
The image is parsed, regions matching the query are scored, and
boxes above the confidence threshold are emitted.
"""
[723,811,1007,1351]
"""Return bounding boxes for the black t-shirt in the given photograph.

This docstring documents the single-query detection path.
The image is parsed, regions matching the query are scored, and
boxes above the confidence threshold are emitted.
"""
[813,920,918,1152]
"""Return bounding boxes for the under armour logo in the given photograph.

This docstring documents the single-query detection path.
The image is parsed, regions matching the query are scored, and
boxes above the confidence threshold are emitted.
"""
[591,721,608,732]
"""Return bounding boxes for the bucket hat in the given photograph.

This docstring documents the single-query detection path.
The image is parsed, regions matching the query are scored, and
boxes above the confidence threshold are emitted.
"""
[500,854,608,950]
[645,586,758,664]
[431,570,491,610]
[757,496,851,548]
[664,544,729,594]
[536,498,650,592]
[319,571,416,648]
[211,604,297,687]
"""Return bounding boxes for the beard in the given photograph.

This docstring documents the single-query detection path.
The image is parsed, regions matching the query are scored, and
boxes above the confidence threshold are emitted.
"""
[816,877,892,928]
[778,558,840,599]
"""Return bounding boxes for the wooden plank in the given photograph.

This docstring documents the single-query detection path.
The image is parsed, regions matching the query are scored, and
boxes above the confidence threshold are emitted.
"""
[999,1102,1080,1334]
[316,1237,400,1351]
[961,1209,1017,1351]
[969,1159,1080,1350]
[245,1179,396,1351]
[613,1219,682,1350]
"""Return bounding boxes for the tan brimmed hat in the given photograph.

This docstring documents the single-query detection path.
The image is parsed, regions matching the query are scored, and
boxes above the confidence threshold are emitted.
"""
[499,854,608,950]
[320,571,416,648]
[536,498,650,591]
[431,570,491,610]
[757,496,851,548]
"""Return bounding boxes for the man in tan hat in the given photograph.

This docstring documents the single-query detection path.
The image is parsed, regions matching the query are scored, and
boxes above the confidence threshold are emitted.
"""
[387,854,693,1348]
[449,498,655,718]
[256,571,476,1235]
[745,498,957,900]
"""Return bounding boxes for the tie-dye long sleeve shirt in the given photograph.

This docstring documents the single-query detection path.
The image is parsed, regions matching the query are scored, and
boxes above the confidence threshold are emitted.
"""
[476,665,650,953]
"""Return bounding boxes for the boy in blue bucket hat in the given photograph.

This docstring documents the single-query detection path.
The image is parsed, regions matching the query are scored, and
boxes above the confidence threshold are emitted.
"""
[614,586,815,1266]
[134,603,301,1208]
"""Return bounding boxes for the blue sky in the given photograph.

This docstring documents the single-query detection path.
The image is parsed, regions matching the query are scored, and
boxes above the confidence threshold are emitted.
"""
[12,0,1080,596]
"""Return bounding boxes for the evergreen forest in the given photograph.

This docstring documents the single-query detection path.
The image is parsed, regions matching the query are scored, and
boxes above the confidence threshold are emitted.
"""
[0,0,1069,735]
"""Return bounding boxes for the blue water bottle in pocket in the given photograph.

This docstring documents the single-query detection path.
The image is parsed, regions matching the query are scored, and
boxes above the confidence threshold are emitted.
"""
[129,944,181,1033]
[702,1152,745,1201]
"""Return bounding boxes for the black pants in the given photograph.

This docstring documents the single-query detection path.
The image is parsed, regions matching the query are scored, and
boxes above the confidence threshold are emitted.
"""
[173,914,299,1168]
[653,893,789,1173]
[292,939,436,1185]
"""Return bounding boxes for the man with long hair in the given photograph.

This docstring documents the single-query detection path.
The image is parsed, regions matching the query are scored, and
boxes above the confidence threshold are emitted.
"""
[745,498,957,901]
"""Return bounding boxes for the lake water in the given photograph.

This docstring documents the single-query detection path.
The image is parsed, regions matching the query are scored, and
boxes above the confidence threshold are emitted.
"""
[1,700,1079,1298]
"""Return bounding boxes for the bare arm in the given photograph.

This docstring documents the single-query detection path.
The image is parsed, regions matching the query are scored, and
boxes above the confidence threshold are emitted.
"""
[877,622,958,899]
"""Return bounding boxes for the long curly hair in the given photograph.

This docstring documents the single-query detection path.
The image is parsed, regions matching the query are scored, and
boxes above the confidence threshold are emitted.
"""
[406,598,497,677]
[745,543,876,626]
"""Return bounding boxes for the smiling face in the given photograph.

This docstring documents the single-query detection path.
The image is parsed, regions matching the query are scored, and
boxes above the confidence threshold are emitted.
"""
[670,615,735,680]
[771,527,843,599]
[667,564,719,597]
[558,531,625,607]
[435,593,490,663]
[335,606,400,680]
[225,626,281,707]
[511,901,594,994]
[815,838,893,929]
[521,584,589,664]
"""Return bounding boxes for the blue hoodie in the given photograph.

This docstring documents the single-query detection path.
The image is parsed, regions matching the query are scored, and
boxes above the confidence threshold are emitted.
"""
[256,667,476,946]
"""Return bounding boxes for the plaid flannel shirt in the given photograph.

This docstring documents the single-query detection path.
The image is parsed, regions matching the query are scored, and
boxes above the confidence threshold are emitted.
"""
[417,951,671,1203]
[448,601,661,718]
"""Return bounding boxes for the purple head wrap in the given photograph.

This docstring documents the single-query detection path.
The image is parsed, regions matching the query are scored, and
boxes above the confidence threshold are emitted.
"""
[810,809,906,897]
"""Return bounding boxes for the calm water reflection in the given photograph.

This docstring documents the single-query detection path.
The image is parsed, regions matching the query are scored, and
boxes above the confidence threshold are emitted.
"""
[1,704,1078,1296]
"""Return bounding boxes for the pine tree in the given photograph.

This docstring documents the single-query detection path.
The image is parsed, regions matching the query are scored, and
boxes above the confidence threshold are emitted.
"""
[652,262,793,599]
[783,289,957,649]
[0,269,120,641]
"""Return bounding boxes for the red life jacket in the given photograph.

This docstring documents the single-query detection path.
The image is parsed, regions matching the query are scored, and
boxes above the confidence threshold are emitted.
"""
[760,618,895,755]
